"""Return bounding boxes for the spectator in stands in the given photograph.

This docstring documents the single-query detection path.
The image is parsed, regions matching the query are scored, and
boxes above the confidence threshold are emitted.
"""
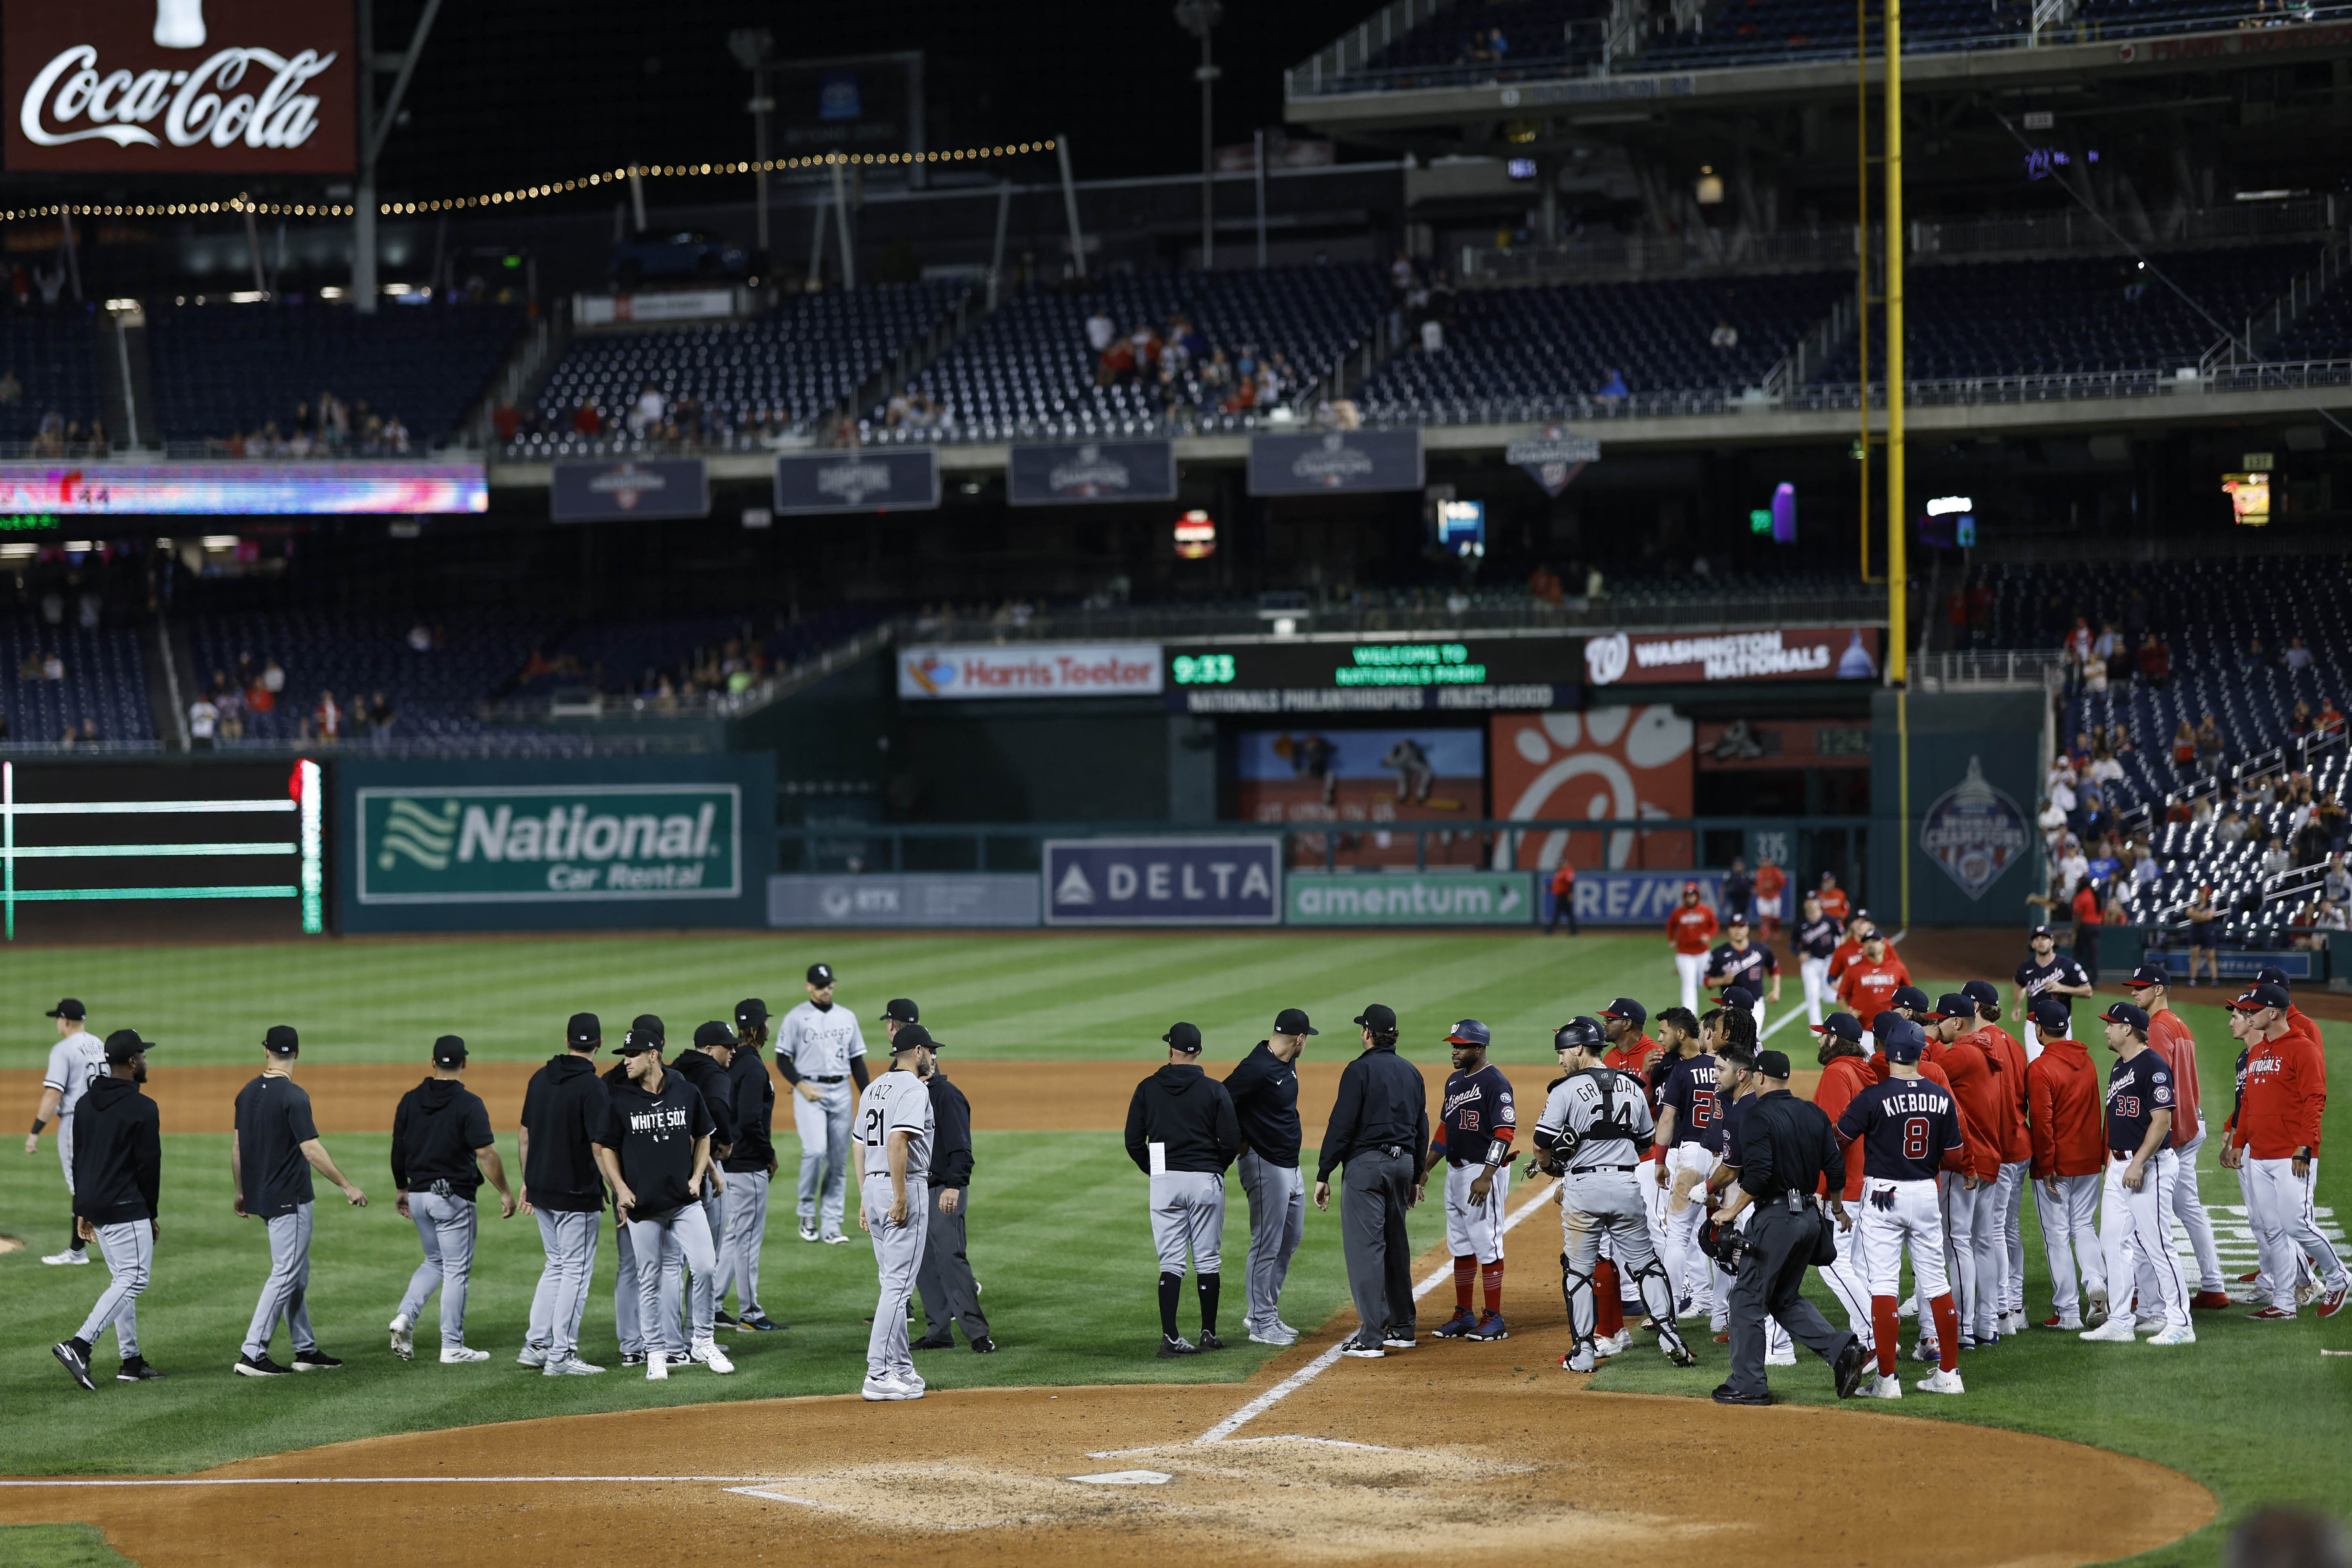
[1965,574,1993,647]
[2217,807,2250,845]
[2063,617,2092,686]
[1528,563,1564,607]
[1086,305,1116,355]
[0,367,19,404]
[2057,835,2089,897]
[215,680,245,741]
[2069,878,2104,984]
[573,400,602,436]
[315,690,342,746]
[188,692,218,750]
[629,383,666,438]
[2260,835,2293,880]
[2172,719,2198,769]
[2131,843,2162,897]
[1096,332,1135,389]
[2325,853,2352,907]
[1419,315,1444,353]
[2166,796,2193,827]
[2290,699,2313,736]
[2090,745,2123,786]
[2195,713,2224,772]
[384,414,411,453]
[1710,317,1739,349]
[2242,634,2270,672]
[370,692,396,734]
[40,651,63,681]
[2316,794,2348,854]
[32,412,64,457]
[2137,632,2170,687]
[2316,697,2344,737]
[493,402,522,442]
[1595,368,1629,403]
[2184,884,2219,985]
[2102,881,2132,930]
[2039,795,2069,852]
[2284,634,2314,672]
[348,693,373,731]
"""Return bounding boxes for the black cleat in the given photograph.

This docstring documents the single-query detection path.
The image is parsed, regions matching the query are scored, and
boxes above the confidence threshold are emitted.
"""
[912,1333,955,1351]
[116,1357,167,1382]
[234,1353,292,1378]
[970,1336,998,1354]
[51,1342,94,1391]
[1157,1335,1199,1358]
[712,1311,738,1330]
[1198,1331,1224,1351]
[290,1350,343,1371]
[1711,1383,1772,1406]
[736,1316,785,1333]
[1832,1337,1867,1400]
[619,1352,647,1367]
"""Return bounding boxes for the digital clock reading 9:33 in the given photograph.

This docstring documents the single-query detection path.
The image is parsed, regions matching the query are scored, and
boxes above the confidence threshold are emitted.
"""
[1170,653,1238,685]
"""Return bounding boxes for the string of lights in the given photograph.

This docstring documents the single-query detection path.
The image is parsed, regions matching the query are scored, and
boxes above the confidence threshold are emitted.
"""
[0,141,1061,225]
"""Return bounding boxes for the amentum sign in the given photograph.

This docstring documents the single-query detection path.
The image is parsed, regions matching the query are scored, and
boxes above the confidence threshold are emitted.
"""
[355,784,742,904]
[6,1,356,173]
[898,643,1162,700]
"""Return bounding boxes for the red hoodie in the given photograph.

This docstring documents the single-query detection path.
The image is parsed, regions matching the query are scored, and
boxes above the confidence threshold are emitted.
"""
[2026,1037,2107,1178]
[2236,1025,2328,1159]
[1937,1030,2008,1181]
[1978,1021,2034,1165]
[2145,1006,2202,1148]
[1813,1052,1878,1200]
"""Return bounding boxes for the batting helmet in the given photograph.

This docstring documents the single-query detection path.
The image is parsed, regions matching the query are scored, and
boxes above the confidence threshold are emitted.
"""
[1553,1016,1605,1052]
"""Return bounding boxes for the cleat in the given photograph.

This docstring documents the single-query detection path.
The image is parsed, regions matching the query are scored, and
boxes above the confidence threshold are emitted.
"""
[1473,1312,1511,1342]
[439,1346,490,1364]
[820,1233,852,1246]
[2040,1315,2084,1331]
[1896,1298,1918,1318]
[912,1333,955,1351]
[1857,1373,1903,1399]
[2079,1319,2138,1342]
[860,1376,921,1401]
[2189,1291,2233,1311]
[1562,1350,1597,1374]
[543,1356,605,1376]
[2318,1287,2348,1319]
[2236,1270,2262,1284]
[516,1344,547,1368]
[2148,1325,2196,1346]
[970,1337,998,1354]
[645,1352,669,1381]
[691,1340,734,1374]
[1198,1331,1224,1351]
[1833,1338,1867,1399]
[1712,1332,1730,1344]
[1711,1384,1772,1407]
[2246,1305,2297,1321]
[234,1353,291,1377]
[712,1311,738,1330]
[1431,1308,1479,1340]
[1915,1368,1965,1395]
[1339,1339,1385,1359]
[1247,1327,1298,1346]
[619,1352,647,1368]
[1911,1339,1940,1363]
[737,1315,784,1332]
[1766,1347,1798,1366]
[2297,1281,2320,1307]
[389,1314,414,1362]
[1381,1331,1418,1350]
[290,1350,342,1371]
[51,1342,95,1391]
[1158,1335,1199,1359]
[115,1357,165,1382]
[799,1221,819,1242]
[2086,1292,2110,1324]
[1661,1337,1697,1368]
[40,1250,89,1266]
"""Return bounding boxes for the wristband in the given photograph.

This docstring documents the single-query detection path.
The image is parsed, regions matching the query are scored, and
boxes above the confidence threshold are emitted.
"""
[30,1118,46,1135]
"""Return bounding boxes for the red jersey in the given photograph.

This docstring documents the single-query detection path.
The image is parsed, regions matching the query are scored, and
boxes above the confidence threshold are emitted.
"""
[1937,1032,2008,1181]
[1826,936,1864,982]
[1550,864,1575,896]
[1837,954,1912,1020]
[1756,864,1787,900]
[2145,1007,2202,1147]
[2236,1027,2327,1158]
[1817,888,1851,921]
[1813,1053,1877,1200]
[1667,903,1719,955]
[1976,1023,2033,1164]
[1604,1034,1664,1151]
[2026,1037,2107,1178]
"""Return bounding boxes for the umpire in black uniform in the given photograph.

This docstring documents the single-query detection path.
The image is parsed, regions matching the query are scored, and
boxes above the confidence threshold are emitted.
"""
[913,1026,994,1354]
[1314,1003,1429,1358]
[1710,1048,1866,1405]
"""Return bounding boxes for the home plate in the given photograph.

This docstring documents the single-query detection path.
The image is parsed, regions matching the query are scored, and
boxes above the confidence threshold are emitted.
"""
[1068,1470,1173,1486]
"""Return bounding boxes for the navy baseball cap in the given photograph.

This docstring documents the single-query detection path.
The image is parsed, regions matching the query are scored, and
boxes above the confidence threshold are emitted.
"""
[264,1025,300,1055]
[1811,1012,1863,1042]
[567,1012,601,1047]
[2229,983,2291,1012]
[1960,980,2001,1008]
[1754,1049,1792,1079]
[880,998,919,1023]
[2030,995,2073,1033]
[1600,997,1648,1029]
[46,999,85,1021]
[2030,924,2055,939]
[2124,964,2170,989]
[2099,1002,2149,1031]
[1720,985,1756,1011]
[1445,1019,1492,1048]
[1273,1007,1317,1036]
[2254,966,2291,988]
[693,1020,740,1051]
[1934,993,1973,1023]
[1163,1021,1203,1052]
[1727,910,1751,925]
[891,1023,935,1054]
[807,963,835,987]
[1354,1003,1398,1032]
[103,1029,155,1062]
[432,1034,467,1067]
[1871,1010,1906,1041]
[1892,985,1931,1013]
[1881,1020,1927,1063]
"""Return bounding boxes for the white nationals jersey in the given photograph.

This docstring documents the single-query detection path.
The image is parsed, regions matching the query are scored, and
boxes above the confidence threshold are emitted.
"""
[1536,1069,1657,1171]
[776,1000,868,1078]
[858,1069,935,1179]
[44,1031,106,1116]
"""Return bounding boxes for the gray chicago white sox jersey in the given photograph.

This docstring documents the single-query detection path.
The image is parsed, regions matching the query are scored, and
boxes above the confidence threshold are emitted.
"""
[858,1070,935,1179]
[1535,1069,1658,1172]
[44,1030,107,1118]
[775,1000,868,1079]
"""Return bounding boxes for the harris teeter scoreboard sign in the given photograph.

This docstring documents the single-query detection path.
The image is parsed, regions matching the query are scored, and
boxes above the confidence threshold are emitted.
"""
[1165,637,1579,714]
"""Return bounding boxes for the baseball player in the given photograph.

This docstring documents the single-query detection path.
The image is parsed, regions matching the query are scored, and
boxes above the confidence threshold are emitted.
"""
[1650,1010,1722,1320]
[388,1036,513,1365]
[855,1022,939,1400]
[776,962,869,1245]
[1126,1022,1240,1357]
[1792,895,1842,1027]
[670,1021,740,1365]
[1226,1008,1313,1346]
[29,999,108,1266]
[1547,860,1579,934]
[232,1027,366,1376]
[1836,1019,1967,1397]
[600,1032,658,1370]
[1666,882,1720,1012]
[50,1029,164,1390]
[1704,916,1780,1027]
[1836,931,1911,1029]
[713,998,783,1333]
[2120,967,2229,1311]
[2024,997,2108,1329]
[2221,980,2319,1307]
[2013,925,2093,1060]
[909,1018,993,1355]
[1601,999,1666,1325]
[1923,994,2006,1347]
[2079,1002,2196,1344]
[518,1012,611,1376]
[1426,1021,1516,1342]
[592,1017,728,1380]
[1753,857,1788,941]
[1316,1004,1429,1359]
[2227,983,2349,1319]
[1537,1017,1696,1374]
[1809,1011,1881,1357]
[1815,872,1851,922]
[1955,980,2035,1335]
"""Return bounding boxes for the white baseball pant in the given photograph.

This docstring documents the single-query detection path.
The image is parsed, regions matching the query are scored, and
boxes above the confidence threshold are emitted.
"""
[1443,1162,1511,1265]
[2034,1172,2105,1321]
[1674,952,1706,1013]
[2168,1133,2224,1295]
[2101,1150,2191,1333]
[1800,957,1830,1026]
[2246,1156,2349,1313]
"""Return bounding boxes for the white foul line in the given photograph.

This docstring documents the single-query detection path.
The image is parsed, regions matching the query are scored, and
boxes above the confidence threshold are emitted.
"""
[1191,1177,1561,1445]
[0,1475,799,1489]
[1760,1006,1806,1041]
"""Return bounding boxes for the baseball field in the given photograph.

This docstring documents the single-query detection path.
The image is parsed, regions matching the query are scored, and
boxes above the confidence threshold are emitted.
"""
[1,928,2344,1567]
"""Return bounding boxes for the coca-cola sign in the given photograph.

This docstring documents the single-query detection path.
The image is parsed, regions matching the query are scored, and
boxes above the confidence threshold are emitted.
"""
[6,0,353,172]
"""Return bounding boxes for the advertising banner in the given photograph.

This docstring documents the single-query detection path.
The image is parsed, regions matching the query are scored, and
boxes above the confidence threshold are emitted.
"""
[1042,837,1280,926]
[1568,870,1729,927]
[774,448,939,515]
[0,461,485,515]
[336,754,773,932]
[767,873,1039,928]
[1490,707,1695,872]
[1167,636,1576,715]
[549,459,709,523]
[1247,429,1423,495]
[1697,717,1872,771]
[1006,440,1177,506]
[6,0,355,173]
[1236,726,1486,869]
[574,289,740,327]
[898,643,1161,700]
[1287,871,1534,926]
[1584,628,1881,687]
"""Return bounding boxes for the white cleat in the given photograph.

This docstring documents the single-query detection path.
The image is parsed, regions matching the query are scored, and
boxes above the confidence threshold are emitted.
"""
[542,1356,605,1376]
[820,1233,852,1246]
[2079,1319,2138,1343]
[439,1346,490,1364]
[2148,1325,2197,1346]
[1247,1329,1298,1347]
[40,1250,89,1266]
[799,1221,820,1242]
[691,1339,735,1374]
[388,1314,414,1362]
[1765,1347,1798,1367]
[1857,1373,1903,1399]
[645,1352,669,1381]
[861,1376,922,1401]
[1598,1330,1633,1357]
[1915,1368,1965,1395]
[516,1344,547,1368]
[1896,1298,1918,1319]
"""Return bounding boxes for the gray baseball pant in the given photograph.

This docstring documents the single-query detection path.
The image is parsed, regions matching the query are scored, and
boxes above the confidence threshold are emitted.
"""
[1238,1149,1304,1335]
[75,1218,152,1358]
[794,1082,854,1239]
[525,1209,600,1360]
[612,1215,676,1357]
[1562,1170,1689,1364]
[1149,1170,1226,1276]
[1340,1150,1416,1345]
[395,1190,477,1350]
[715,1169,770,1318]
[1997,1161,2030,1316]
[241,1202,317,1360]
[685,1184,726,1341]
[863,1172,930,1384]
[626,1204,717,1359]
[917,1186,989,1344]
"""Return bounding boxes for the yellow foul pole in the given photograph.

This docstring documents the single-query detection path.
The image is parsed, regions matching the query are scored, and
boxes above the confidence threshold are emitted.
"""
[1884,0,1906,685]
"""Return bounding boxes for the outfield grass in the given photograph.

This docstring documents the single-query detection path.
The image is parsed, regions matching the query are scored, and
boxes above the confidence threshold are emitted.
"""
[0,1526,130,1567]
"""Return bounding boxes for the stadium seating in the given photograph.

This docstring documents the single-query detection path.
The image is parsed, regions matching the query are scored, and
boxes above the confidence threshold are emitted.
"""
[873,266,1387,442]
[518,282,969,454]
[1643,0,2027,66]
[148,302,525,444]
[0,615,155,745]
[184,611,562,745]
[517,605,888,696]
[1361,0,1614,77]
[1358,272,1847,421]
[0,314,104,446]
[2267,277,2352,363]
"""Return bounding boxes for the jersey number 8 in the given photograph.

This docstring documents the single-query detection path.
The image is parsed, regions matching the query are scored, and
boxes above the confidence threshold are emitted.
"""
[1901,1116,1931,1162]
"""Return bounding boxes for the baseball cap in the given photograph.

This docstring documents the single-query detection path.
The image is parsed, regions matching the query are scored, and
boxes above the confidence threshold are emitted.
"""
[264,1025,300,1055]
[616,1016,665,1055]
[1354,1003,1398,1032]
[567,1012,602,1047]
[2254,966,2291,988]
[1162,1021,1203,1053]
[1892,985,1931,1013]
[1720,985,1756,1011]
[1960,979,2001,1008]
[692,1020,740,1051]
[892,1023,935,1053]
[806,963,835,987]
[1727,910,1750,925]
[1881,1020,1927,1063]
[1682,879,1700,892]
[1871,1010,1906,1042]
[45,999,86,1021]
[2099,1002,2149,1031]
[1859,924,1886,942]
[103,1028,155,1062]
[734,999,769,1031]
[432,1035,467,1067]
[1600,997,1648,1030]
[2030,995,2073,1034]
[2029,924,2055,939]
[1754,1049,1792,1080]
[2229,983,2291,1012]
[881,998,920,1024]
[1445,1019,1492,1048]
[1934,993,1972,1023]
[1810,1012,1863,1042]
[1273,1007,1317,1036]
[2124,964,2170,989]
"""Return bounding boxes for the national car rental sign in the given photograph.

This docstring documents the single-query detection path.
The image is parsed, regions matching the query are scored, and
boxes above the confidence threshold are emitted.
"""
[6,0,355,173]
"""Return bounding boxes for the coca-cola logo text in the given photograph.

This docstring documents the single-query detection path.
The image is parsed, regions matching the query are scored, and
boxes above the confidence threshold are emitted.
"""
[21,45,335,151]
